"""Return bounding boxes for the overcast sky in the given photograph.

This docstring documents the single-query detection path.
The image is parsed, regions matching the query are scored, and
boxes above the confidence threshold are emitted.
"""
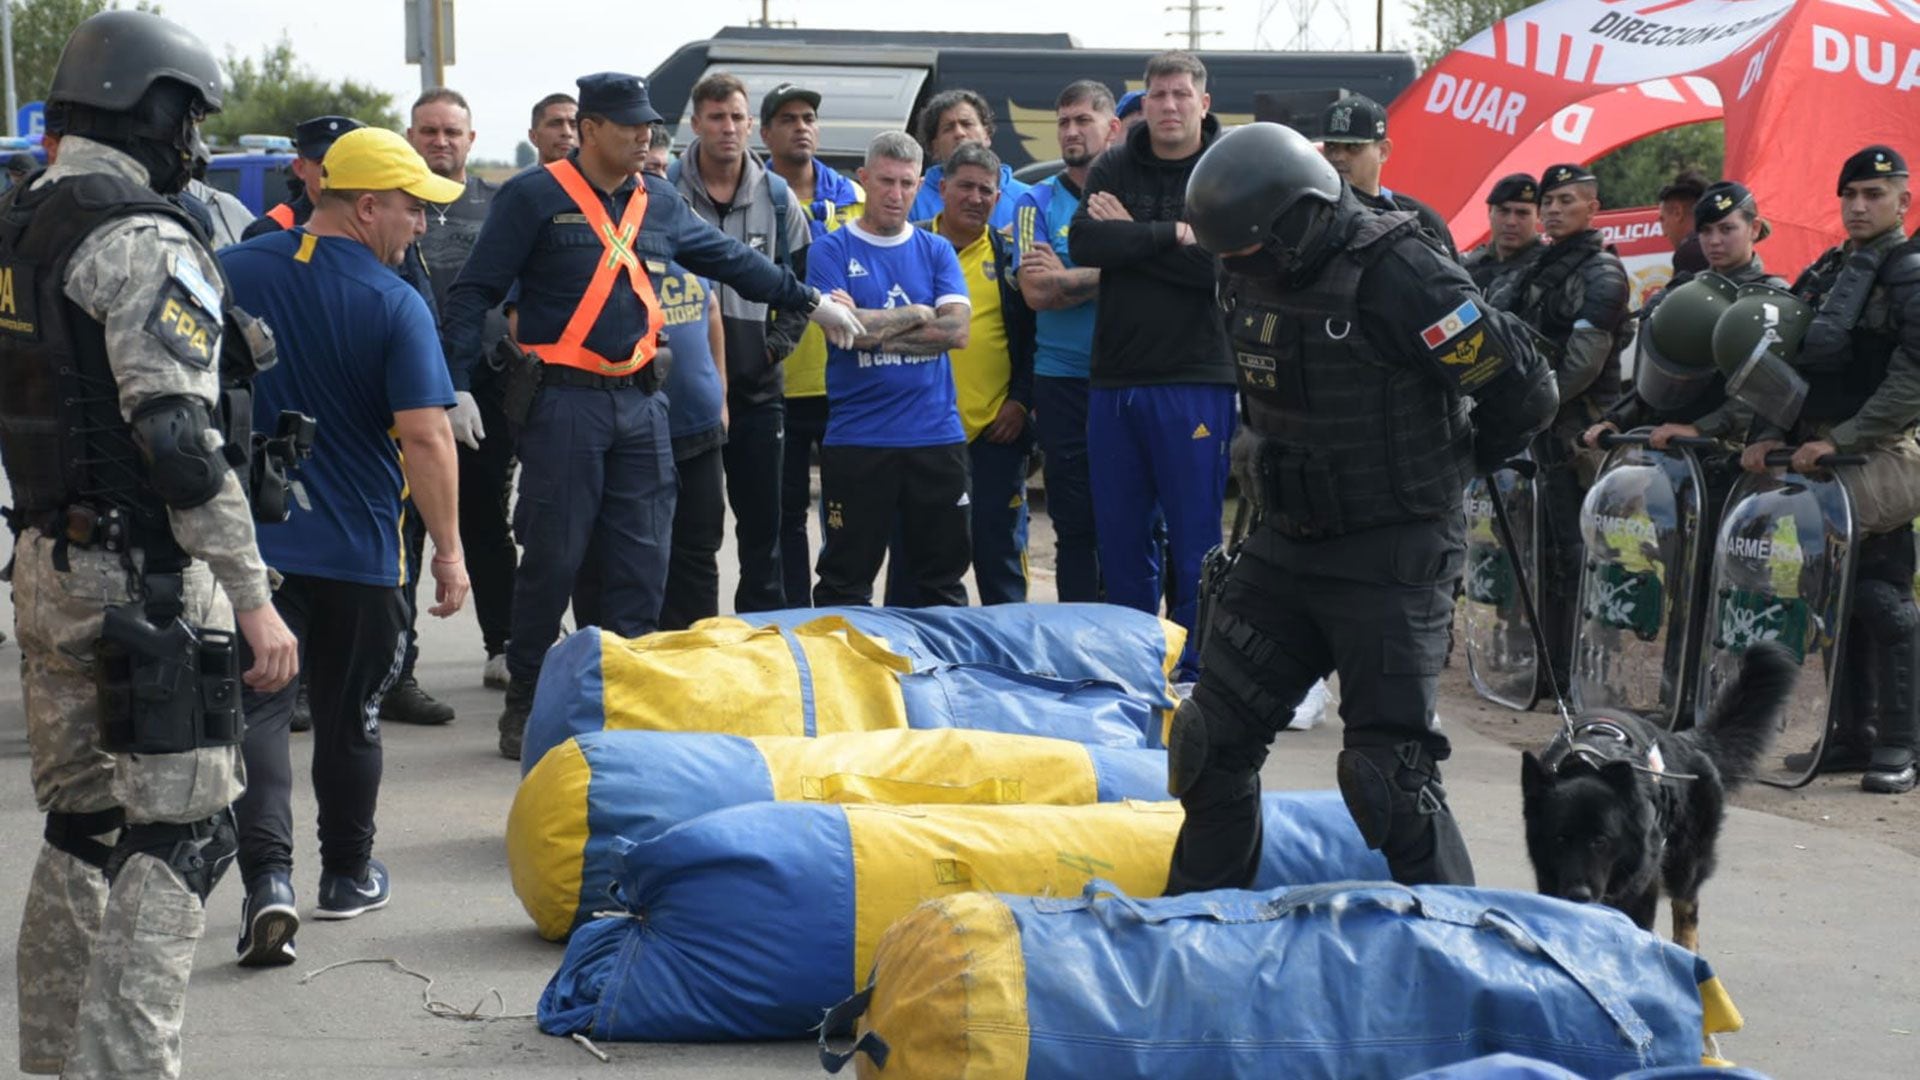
[149,0,1425,161]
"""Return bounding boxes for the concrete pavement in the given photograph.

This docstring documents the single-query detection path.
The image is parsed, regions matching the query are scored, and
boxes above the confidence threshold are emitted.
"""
[0,518,1914,1078]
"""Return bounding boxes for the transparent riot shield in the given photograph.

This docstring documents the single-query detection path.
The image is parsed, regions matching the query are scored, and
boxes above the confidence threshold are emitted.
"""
[1697,463,1856,788]
[1571,434,1710,728]
[1464,462,1541,711]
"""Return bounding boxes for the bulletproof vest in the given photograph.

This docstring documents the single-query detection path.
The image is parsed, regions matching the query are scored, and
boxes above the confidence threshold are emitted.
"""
[0,171,251,560]
[1795,239,1916,425]
[1504,229,1625,406]
[1225,210,1474,538]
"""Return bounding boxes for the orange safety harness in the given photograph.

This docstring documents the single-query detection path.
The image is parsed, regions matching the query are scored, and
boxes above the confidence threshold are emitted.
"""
[519,157,665,377]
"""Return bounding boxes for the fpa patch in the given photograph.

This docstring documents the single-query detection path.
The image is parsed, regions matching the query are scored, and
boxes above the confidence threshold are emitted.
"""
[146,257,222,369]
[0,258,41,340]
[1419,298,1482,348]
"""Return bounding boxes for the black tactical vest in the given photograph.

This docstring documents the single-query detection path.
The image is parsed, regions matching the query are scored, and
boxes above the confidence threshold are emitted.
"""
[1795,240,1915,425]
[1224,211,1475,538]
[0,170,247,559]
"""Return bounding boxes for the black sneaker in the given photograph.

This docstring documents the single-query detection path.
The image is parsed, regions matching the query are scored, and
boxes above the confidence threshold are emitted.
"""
[498,677,536,761]
[290,687,313,733]
[314,858,390,920]
[237,872,298,967]
[380,676,455,726]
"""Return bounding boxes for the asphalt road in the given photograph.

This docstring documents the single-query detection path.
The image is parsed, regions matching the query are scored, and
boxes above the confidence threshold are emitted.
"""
[0,506,1913,1078]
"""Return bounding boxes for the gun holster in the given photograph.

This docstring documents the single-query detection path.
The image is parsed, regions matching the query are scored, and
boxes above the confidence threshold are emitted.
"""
[96,578,242,755]
[495,338,544,435]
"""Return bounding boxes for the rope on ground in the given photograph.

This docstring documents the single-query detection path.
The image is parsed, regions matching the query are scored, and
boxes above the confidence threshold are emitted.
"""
[298,957,537,1022]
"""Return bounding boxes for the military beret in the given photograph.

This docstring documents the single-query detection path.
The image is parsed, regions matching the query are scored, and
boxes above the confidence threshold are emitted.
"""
[1837,145,1908,195]
[1486,172,1537,206]
[1538,162,1597,199]
[1694,180,1756,228]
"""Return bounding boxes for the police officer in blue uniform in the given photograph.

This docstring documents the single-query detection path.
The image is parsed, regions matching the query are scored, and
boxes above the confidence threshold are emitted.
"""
[441,73,862,759]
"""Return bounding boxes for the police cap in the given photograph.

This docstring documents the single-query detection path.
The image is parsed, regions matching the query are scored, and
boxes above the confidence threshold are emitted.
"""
[1321,94,1388,143]
[1486,172,1537,206]
[577,72,663,126]
[1838,144,1908,194]
[294,115,363,161]
[1538,163,1597,199]
[1694,180,1757,228]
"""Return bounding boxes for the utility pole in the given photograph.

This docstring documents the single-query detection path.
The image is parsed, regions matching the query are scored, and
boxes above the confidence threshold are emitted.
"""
[2,1,17,137]
[750,0,796,29]
[406,0,452,91]
[1165,0,1222,50]
[1377,0,1385,50]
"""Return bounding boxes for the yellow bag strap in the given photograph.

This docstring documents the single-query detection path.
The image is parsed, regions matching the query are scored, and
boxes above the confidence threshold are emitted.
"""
[799,773,1026,805]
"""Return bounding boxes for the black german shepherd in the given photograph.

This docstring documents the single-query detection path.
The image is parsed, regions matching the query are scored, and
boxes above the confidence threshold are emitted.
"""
[1521,642,1798,951]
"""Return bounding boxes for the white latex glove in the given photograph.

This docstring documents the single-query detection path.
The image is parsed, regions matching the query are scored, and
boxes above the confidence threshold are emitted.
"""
[808,294,865,350]
[448,390,485,450]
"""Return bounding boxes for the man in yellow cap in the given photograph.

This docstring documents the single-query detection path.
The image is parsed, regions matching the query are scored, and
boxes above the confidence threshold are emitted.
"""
[216,126,470,964]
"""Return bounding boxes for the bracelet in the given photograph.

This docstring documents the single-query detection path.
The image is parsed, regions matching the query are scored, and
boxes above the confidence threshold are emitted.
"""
[432,552,463,565]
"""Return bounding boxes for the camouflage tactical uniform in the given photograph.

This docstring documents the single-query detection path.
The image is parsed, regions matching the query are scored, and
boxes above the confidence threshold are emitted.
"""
[9,136,269,1078]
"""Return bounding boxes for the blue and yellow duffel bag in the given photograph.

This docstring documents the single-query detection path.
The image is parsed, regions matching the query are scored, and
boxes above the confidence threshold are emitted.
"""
[519,617,1173,770]
[537,793,1385,1041]
[820,880,1747,1080]
[507,728,1171,940]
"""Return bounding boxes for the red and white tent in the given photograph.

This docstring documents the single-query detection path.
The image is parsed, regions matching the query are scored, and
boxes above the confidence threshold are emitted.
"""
[1387,0,1920,276]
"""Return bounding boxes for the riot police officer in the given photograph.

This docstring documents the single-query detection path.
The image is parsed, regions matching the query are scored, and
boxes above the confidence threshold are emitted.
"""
[0,12,298,1077]
[1461,172,1543,294]
[1489,162,1631,695]
[1584,181,1785,453]
[1740,146,1920,795]
[1169,123,1556,891]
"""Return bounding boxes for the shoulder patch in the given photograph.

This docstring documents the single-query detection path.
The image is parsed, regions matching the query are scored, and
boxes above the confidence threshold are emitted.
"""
[146,271,222,370]
[0,259,41,340]
[166,252,222,317]
[1419,298,1482,348]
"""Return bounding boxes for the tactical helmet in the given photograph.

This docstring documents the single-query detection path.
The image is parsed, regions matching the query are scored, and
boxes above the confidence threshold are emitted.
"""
[1711,283,1814,429]
[1185,122,1340,256]
[49,11,224,114]
[1637,273,1739,412]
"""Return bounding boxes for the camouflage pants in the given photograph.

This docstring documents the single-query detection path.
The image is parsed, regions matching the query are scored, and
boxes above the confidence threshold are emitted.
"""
[10,531,242,1078]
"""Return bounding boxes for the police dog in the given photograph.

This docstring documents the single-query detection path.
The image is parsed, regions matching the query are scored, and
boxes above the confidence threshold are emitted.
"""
[1521,642,1797,951]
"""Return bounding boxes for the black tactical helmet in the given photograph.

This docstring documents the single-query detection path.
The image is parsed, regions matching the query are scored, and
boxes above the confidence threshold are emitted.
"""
[49,10,224,115]
[1185,122,1341,255]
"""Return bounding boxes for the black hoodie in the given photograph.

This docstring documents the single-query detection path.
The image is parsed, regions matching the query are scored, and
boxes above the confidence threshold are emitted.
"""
[1068,115,1235,389]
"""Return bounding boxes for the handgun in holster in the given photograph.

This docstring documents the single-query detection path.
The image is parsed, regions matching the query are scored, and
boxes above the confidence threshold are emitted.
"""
[1195,497,1254,659]
[249,411,317,523]
[96,574,242,755]
[494,338,544,434]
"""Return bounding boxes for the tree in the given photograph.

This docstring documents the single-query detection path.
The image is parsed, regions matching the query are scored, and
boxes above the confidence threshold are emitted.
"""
[1412,0,1723,206]
[201,38,399,146]
[9,0,156,108]
[513,142,534,169]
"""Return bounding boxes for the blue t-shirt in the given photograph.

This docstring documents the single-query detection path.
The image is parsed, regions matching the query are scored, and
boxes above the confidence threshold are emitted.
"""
[222,230,457,587]
[658,261,723,443]
[807,221,970,448]
[1011,175,1097,380]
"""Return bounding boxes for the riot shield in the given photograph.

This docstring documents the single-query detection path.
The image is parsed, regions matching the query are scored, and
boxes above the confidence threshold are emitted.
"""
[1571,435,1710,728]
[1697,464,1856,788]
[1464,462,1541,711]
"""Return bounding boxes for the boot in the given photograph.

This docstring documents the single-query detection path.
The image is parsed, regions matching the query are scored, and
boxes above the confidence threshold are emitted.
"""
[1863,628,1918,795]
[290,686,313,733]
[1788,631,1879,774]
[498,677,536,761]
[380,675,455,726]
[1863,747,1918,794]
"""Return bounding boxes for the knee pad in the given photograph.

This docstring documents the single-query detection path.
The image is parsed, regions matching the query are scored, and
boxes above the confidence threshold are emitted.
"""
[106,808,236,904]
[1336,743,1475,886]
[1166,698,1211,797]
[44,807,126,871]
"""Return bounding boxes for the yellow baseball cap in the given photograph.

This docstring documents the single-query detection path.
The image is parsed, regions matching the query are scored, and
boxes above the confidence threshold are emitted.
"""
[319,127,464,203]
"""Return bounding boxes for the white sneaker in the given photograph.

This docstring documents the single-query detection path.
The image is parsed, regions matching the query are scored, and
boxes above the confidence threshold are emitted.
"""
[483,653,510,691]
[1289,680,1328,731]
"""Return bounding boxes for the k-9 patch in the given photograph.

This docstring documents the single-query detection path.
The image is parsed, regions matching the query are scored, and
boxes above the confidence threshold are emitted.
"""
[1419,298,1482,348]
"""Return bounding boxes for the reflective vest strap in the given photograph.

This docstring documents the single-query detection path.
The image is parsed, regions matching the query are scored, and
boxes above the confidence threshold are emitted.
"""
[536,158,665,376]
[265,203,295,229]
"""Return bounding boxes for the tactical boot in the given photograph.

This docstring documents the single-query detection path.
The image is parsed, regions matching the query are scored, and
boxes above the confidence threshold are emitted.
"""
[380,675,455,726]
[1862,748,1918,794]
[498,677,536,761]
